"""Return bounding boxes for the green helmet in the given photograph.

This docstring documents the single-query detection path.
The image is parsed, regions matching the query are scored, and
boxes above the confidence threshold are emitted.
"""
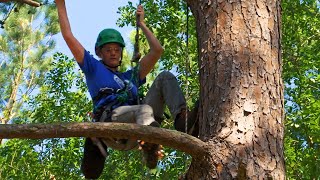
[95,28,125,48]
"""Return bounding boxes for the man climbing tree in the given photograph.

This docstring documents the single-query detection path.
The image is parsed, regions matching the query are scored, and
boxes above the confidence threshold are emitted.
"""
[54,0,198,178]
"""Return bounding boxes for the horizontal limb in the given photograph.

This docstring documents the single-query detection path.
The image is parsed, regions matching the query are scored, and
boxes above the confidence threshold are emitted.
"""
[0,122,209,158]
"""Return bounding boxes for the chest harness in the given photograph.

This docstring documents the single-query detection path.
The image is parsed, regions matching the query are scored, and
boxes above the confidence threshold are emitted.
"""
[92,63,137,123]
[89,64,140,155]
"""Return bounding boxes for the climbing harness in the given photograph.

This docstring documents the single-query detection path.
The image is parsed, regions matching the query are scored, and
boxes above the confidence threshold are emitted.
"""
[90,64,142,153]
[93,65,137,121]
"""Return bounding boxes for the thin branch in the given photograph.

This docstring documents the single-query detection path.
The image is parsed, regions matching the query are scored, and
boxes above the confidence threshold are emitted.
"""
[0,122,208,157]
[18,0,40,7]
[0,0,41,7]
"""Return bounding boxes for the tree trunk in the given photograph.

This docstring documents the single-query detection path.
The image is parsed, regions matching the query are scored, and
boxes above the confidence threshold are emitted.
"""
[186,0,285,179]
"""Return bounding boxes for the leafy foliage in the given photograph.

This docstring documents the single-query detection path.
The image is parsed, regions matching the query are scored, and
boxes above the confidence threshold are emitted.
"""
[118,0,199,105]
[0,53,88,179]
[282,0,320,178]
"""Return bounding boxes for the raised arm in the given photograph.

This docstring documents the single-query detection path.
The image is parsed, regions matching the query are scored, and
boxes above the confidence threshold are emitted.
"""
[55,0,84,65]
[137,5,164,80]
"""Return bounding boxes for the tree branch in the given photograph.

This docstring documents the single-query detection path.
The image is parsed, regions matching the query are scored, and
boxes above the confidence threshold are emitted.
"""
[0,0,41,7]
[0,122,208,157]
[20,0,40,7]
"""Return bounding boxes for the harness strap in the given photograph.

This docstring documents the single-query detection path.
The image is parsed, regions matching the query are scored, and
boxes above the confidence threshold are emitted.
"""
[94,100,120,122]
[92,87,115,104]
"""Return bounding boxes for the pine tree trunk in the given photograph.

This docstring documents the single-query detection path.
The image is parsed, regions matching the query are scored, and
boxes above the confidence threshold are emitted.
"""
[186,0,285,179]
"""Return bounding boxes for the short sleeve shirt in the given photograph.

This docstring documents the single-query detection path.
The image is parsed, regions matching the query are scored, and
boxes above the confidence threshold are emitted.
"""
[78,50,145,109]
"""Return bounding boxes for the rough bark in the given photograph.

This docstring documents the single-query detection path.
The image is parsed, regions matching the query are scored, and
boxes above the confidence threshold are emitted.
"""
[186,0,285,179]
[0,122,208,158]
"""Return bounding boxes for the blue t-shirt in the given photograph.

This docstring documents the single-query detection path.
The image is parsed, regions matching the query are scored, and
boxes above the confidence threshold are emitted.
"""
[78,50,145,109]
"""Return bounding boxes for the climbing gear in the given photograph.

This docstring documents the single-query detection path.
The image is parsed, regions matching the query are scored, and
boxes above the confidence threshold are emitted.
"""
[131,0,142,105]
[92,86,124,122]
[131,0,142,62]
[91,82,131,155]
[184,4,190,134]
[95,29,125,68]
[92,66,137,116]
[131,64,141,105]
[95,28,125,48]
[94,99,119,122]
[131,19,141,62]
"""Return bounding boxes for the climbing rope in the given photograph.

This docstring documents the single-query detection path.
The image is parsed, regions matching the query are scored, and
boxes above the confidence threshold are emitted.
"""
[183,3,191,172]
[131,0,164,172]
[131,2,141,63]
[131,0,142,105]
[185,4,190,134]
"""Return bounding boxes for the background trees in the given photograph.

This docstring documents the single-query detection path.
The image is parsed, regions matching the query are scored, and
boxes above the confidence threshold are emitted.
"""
[0,1,58,127]
[282,0,320,178]
[0,0,319,179]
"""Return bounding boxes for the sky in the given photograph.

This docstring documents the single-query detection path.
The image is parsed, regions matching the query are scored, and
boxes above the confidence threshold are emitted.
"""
[54,0,139,58]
